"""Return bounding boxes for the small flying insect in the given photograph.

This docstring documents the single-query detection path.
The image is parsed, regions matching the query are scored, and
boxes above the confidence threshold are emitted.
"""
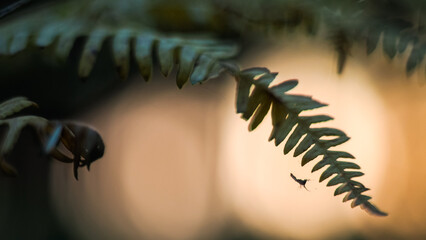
[290,173,310,191]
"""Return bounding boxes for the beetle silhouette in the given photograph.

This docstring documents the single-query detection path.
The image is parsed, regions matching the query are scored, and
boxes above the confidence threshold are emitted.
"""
[290,173,310,191]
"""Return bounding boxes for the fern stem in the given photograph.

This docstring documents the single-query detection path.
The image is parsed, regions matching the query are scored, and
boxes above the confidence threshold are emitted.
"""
[225,65,387,216]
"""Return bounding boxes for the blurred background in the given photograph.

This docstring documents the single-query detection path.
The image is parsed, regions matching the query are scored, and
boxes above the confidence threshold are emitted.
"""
[1,0,426,239]
[49,37,426,240]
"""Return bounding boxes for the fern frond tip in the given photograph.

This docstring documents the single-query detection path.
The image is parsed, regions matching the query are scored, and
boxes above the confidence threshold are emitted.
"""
[361,202,388,217]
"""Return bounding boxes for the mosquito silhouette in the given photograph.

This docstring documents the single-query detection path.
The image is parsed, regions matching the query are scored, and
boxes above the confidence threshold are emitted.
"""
[290,173,310,191]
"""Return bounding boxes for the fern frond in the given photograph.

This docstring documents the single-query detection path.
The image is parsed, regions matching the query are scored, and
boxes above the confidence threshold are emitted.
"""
[227,66,387,216]
[363,13,426,74]
[0,3,239,88]
[215,0,426,75]
[2,0,424,78]
[317,1,426,75]
[0,97,104,179]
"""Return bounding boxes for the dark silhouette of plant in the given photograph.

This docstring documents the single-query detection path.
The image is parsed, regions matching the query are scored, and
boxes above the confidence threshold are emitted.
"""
[0,97,104,179]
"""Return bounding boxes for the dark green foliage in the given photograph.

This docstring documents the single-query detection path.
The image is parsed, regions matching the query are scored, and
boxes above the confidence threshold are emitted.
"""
[229,66,387,216]
[216,0,425,75]
[0,3,239,87]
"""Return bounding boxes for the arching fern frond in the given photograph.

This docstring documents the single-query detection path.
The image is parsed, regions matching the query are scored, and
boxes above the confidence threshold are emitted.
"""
[225,65,387,216]
[0,1,238,88]
[314,1,426,75]
[1,0,424,81]
[214,0,426,76]
[362,1,426,74]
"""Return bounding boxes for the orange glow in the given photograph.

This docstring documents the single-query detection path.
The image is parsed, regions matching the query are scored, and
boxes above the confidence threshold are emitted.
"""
[50,36,426,239]
[217,37,392,239]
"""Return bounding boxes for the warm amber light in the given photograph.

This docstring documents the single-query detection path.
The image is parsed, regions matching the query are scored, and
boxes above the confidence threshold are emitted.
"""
[50,36,426,239]
[217,37,392,239]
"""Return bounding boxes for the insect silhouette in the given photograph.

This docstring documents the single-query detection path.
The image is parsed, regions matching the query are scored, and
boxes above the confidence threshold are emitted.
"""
[290,173,310,191]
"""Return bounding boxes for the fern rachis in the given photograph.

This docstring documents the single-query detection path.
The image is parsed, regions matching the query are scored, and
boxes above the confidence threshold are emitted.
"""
[226,65,387,216]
